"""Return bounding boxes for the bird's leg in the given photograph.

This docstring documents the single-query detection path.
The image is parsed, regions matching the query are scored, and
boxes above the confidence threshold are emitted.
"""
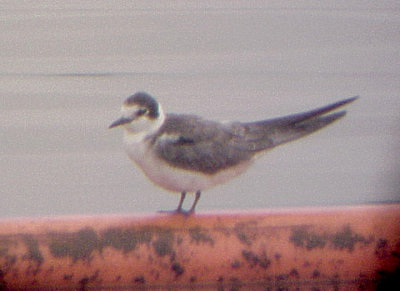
[158,191,200,215]
[158,191,187,214]
[188,191,201,213]
[176,191,186,212]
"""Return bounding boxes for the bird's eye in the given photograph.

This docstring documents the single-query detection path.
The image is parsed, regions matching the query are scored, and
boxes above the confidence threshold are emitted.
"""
[137,108,148,116]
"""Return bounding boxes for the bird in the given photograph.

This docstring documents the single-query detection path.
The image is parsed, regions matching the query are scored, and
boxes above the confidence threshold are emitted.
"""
[109,92,358,215]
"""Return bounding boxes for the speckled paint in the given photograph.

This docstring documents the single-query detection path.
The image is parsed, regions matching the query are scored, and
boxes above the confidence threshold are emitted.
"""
[0,204,399,290]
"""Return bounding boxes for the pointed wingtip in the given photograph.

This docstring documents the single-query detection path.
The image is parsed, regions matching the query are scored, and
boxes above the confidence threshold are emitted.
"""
[303,95,359,120]
[343,95,359,104]
[326,95,359,110]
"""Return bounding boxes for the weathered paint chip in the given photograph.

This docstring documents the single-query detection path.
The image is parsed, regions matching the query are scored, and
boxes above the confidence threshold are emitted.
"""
[22,235,44,268]
[171,262,184,277]
[188,227,214,246]
[152,230,174,258]
[289,227,326,250]
[133,275,145,284]
[290,225,374,252]
[49,228,99,262]
[101,228,152,253]
[233,221,258,246]
[241,250,271,269]
[331,225,373,251]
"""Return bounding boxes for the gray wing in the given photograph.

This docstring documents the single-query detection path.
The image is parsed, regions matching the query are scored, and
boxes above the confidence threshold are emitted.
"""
[152,96,358,174]
[235,96,358,151]
[152,114,253,174]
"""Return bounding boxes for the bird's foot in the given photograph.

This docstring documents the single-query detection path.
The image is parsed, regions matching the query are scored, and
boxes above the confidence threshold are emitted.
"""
[158,208,194,216]
[158,191,199,216]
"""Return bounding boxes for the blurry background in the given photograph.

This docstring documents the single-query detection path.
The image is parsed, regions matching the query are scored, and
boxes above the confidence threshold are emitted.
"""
[1,1,399,217]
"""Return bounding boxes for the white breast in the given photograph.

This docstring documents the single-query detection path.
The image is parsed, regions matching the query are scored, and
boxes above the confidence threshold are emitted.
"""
[123,131,253,193]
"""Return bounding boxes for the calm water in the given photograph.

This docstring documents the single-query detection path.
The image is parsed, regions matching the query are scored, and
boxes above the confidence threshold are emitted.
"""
[1,1,399,217]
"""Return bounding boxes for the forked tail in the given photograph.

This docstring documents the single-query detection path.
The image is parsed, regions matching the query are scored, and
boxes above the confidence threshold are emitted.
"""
[242,96,358,150]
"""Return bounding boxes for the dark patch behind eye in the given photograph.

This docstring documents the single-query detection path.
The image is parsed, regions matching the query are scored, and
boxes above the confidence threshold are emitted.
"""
[137,108,147,116]
[125,92,159,119]
[176,136,195,145]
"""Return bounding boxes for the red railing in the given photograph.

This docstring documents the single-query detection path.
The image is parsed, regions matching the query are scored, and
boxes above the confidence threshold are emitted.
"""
[0,204,399,290]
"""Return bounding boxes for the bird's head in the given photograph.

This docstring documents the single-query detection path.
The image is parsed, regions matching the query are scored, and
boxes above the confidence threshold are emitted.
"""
[109,92,165,136]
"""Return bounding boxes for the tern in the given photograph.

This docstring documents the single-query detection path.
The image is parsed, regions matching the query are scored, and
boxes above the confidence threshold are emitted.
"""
[110,92,357,214]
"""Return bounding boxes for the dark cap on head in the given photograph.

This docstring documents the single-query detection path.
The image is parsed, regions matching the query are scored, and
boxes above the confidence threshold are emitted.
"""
[124,92,159,119]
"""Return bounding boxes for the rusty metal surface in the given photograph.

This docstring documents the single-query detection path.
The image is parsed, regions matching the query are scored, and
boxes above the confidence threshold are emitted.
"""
[0,204,399,290]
